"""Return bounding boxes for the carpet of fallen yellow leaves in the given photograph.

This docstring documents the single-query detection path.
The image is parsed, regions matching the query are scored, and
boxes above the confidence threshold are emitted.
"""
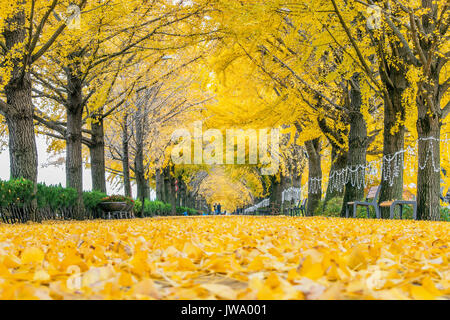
[0,216,448,300]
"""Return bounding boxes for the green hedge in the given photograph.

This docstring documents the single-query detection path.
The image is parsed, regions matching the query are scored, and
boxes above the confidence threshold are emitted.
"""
[177,206,199,216]
[315,197,343,217]
[133,199,199,217]
[0,178,107,211]
[37,183,78,209]
[0,178,35,208]
[0,178,199,220]
[82,190,108,217]
[0,178,201,221]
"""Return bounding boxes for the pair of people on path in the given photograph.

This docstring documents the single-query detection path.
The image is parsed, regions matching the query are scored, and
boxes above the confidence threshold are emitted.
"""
[213,203,222,215]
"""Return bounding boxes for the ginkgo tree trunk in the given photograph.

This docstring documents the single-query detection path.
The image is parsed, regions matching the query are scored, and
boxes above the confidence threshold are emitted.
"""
[121,112,132,198]
[412,0,448,221]
[268,174,284,210]
[329,0,408,219]
[369,0,448,220]
[317,116,348,206]
[65,52,85,219]
[332,0,448,220]
[378,77,408,218]
[0,0,86,222]
[90,112,107,193]
[369,3,410,219]
[2,10,38,185]
[304,138,322,216]
[340,74,367,217]
[133,101,150,202]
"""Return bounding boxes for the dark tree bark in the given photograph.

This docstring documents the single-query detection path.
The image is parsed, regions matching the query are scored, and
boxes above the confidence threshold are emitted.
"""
[269,174,283,209]
[161,170,167,203]
[134,151,149,200]
[169,175,177,215]
[378,85,407,218]
[414,26,442,220]
[155,168,163,201]
[179,179,187,207]
[292,171,302,188]
[134,105,149,201]
[340,74,367,217]
[324,146,347,204]
[89,114,106,193]
[195,197,201,211]
[376,30,409,218]
[304,138,322,216]
[163,168,171,204]
[186,191,194,208]
[65,57,85,220]
[317,116,347,207]
[416,109,440,220]
[186,193,191,209]
[414,0,444,221]
[2,10,39,221]
[282,173,294,212]
[122,113,132,198]
[294,121,322,216]
[161,166,177,214]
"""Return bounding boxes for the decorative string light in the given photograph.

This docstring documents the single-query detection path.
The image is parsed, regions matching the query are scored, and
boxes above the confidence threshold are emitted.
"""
[281,187,302,203]
[306,136,447,194]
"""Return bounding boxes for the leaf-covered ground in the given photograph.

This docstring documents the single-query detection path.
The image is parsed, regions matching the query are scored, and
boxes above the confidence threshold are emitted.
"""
[0,216,448,299]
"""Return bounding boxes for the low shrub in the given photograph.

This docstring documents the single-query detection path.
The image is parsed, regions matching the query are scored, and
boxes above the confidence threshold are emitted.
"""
[0,179,108,220]
[0,178,35,208]
[316,197,343,217]
[37,183,78,209]
[134,199,170,216]
[100,195,134,206]
[177,206,199,216]
[316,197,419,219]
[0,178,201,222]
[440,207,450,222]
[134,199,198,217]
[83,190,107,217]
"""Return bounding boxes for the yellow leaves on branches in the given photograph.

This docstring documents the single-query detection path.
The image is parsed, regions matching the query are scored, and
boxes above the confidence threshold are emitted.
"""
[0,216,448,300]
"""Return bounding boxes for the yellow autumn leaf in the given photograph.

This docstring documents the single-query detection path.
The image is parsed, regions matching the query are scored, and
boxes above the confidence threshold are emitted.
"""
[21,247,45,264]
[410,285,437,300]
[299,256,324,280]
[183,242,203,261]
[2,254,21,268]
[33,270,51,282]
[200,283,237,299]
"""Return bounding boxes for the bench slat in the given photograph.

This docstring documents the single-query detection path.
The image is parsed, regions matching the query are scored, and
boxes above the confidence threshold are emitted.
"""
[366,186,379,199]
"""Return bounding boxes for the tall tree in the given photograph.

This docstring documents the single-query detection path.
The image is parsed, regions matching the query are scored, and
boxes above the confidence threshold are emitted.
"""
[0,0,88,221]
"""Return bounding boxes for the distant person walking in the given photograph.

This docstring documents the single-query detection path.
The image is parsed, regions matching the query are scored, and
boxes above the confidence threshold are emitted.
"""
[217,203,221,215]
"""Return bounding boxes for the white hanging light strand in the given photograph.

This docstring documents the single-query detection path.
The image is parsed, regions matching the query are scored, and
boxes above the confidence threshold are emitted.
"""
[281,187,302,203]
[307,136,445,194]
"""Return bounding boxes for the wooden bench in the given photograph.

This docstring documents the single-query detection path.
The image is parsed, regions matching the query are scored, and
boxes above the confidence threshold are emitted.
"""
[379,192,417,220]
[345,186,380,218]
